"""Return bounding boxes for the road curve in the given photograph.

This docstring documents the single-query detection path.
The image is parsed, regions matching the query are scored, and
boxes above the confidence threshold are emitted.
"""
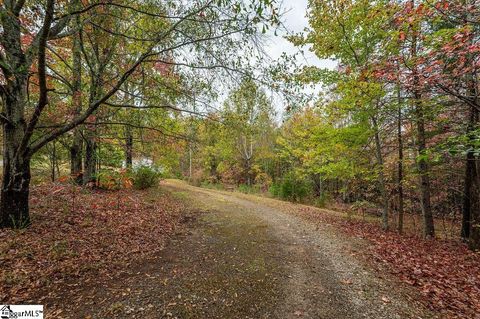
[155,180,433,319]
[67,180,434,319]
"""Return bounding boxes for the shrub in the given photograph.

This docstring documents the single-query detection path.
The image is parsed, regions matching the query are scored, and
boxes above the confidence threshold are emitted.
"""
[132,165,161,189]
[269,174,309,202]
[97,169,132,190]
[255,172,272,192]
[268,183,281,197]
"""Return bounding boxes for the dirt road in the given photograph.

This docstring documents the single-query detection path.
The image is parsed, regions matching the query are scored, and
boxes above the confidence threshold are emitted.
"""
[72,180,433,319]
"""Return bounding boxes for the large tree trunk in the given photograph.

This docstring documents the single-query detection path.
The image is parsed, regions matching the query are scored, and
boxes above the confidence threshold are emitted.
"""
[1,154,31,228]
[0,4,31,227]
[0,0,58,227]
[372,116,389,230]
[1,92,31,227]
[0,63,31,227]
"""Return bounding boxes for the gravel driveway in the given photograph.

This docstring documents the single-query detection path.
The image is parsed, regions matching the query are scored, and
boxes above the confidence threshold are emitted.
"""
[70,180,435,319]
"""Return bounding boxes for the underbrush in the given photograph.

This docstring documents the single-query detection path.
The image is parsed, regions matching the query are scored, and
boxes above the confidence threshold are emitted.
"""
[96,165,162,190]
[268,175,309,202]
[131,165,162,189]
[0,182,184,308]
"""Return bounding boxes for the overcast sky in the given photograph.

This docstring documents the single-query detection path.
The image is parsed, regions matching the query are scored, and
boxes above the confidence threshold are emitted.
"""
[202,1,337,119]
[265,0,336,70]
[260,0,336,119]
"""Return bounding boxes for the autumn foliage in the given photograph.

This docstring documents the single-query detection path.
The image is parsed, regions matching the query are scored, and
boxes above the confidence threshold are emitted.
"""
[0,182,185,314]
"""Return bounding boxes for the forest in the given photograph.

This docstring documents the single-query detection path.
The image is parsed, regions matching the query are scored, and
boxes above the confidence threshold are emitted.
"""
[1,0,480,318]
[179,0,480,249]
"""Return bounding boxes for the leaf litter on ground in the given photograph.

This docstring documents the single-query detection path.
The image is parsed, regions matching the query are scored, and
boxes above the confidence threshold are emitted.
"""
[0,182,185,314]
[290,204,480,319]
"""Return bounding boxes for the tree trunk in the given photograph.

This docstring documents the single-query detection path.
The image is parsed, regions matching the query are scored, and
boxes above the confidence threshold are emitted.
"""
[312,174,323,197]
[83,61,100,185]
[83,130,97,185]
[462,148,475,240]
[125,125,133,169]
[70,8,83,183]
[97,143,101,172]
[410,4,435,237]
[0,70,31,227]
[50,141,56,182]
[0,156,31,228]
[70,130,83,183]
[1,115,31,227]
[245,157,252,186]
[414,101,435,237]
[188,142,192,181]
[463,98,480,249]
[469,169,480,250]
[372,116,389,230]
[397,83,405,234]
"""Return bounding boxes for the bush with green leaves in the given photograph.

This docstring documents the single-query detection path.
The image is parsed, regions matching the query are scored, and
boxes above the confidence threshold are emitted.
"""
[268,183,281,197]
[132,165,162,189]
[269,174,309,202]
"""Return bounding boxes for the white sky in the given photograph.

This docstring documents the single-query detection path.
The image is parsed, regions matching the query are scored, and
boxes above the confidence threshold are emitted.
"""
[197,1,337,119]
[265,0,336,71]
[262,0,337,119]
